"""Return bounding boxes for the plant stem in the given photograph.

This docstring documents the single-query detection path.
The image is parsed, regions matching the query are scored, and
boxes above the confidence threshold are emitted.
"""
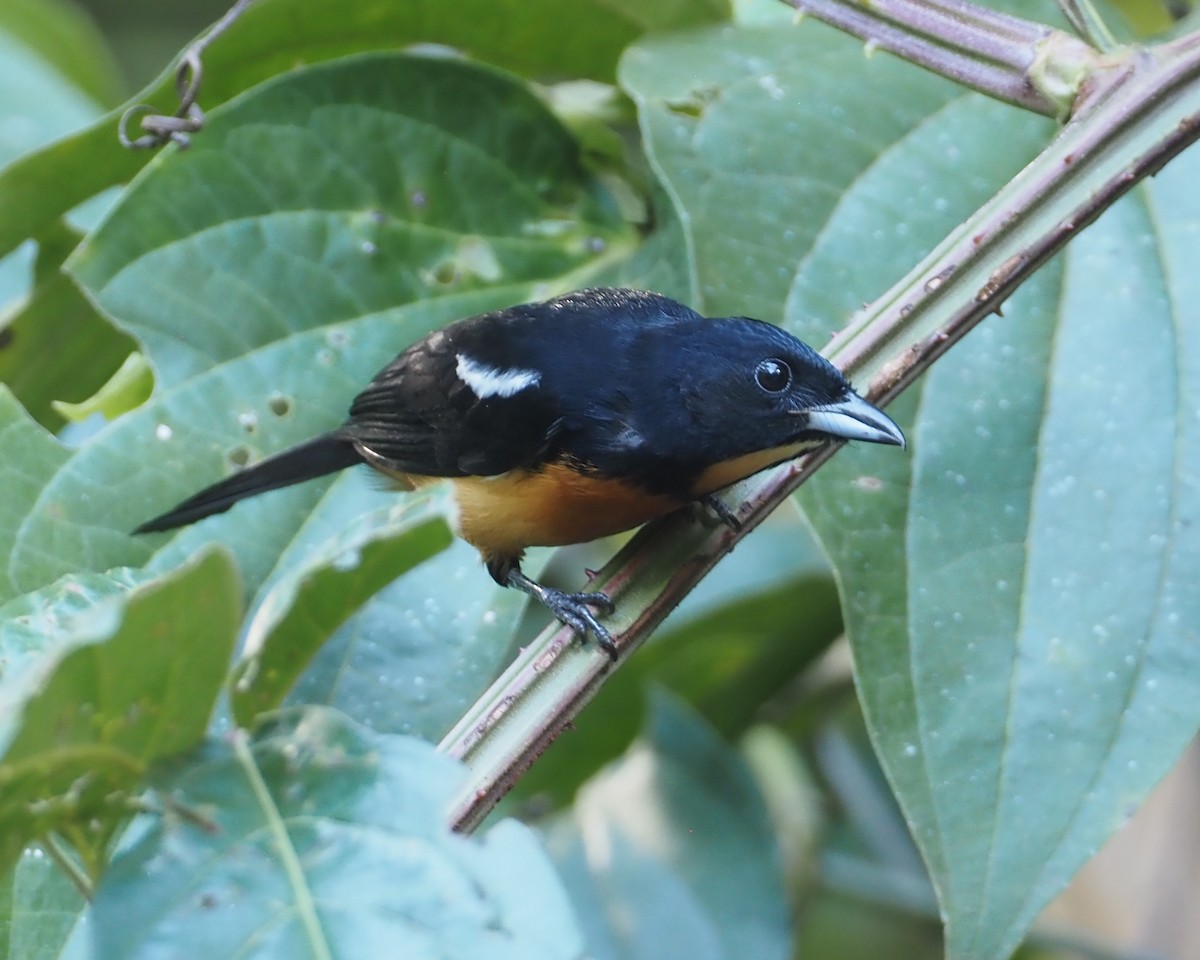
[779,0,1100,116]
[440,29,1200,832]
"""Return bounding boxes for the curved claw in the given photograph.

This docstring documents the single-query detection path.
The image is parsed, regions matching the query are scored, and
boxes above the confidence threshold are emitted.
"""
[696,493,743,532]
[505,570,618,659]
[560,590,615,614]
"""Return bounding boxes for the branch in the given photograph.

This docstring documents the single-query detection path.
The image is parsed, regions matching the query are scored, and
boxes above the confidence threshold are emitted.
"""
[439,27,1200,831]
[779,0,1101,117]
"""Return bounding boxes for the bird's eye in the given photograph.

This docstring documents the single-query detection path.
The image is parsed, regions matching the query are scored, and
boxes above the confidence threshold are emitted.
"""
[754,358,792,393]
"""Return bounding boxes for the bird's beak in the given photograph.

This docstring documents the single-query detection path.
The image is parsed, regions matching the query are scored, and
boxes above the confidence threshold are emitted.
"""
[804,392,906,448]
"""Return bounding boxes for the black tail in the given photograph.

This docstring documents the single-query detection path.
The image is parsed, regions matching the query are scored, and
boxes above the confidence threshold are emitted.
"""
[134,433,362,534]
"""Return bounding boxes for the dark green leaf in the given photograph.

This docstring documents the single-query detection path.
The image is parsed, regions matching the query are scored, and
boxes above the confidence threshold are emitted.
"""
[0,220,137,430]
[0,0,728,263]
[20,52,632,733]
[92,707,583,960]
[0,547,240,877]
[0,389,72,604]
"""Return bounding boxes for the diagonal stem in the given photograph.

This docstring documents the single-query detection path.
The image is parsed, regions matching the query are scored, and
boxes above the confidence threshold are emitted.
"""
[779,0,1100,117]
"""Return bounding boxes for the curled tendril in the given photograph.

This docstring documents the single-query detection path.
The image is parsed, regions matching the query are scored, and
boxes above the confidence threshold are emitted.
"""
[119,52,205,150]
[117,0,254,150]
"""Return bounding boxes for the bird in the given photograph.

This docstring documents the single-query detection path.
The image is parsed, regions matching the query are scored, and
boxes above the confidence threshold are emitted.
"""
[135,287,904,656]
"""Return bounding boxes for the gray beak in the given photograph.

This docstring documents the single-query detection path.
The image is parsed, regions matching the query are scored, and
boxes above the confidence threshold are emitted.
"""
[805,392,906,448]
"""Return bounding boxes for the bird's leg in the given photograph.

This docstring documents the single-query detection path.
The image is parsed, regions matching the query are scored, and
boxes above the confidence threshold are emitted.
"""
[502,566,617,660]
[695,493,743,532]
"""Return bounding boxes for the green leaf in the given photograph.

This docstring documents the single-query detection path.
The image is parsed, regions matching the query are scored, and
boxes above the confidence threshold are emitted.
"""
[0,29,101,171]
[283,538,532,740]
[92,707,584,960]
[0,0,122,109]
[0,389,72,604]
[543,692,790,960]
[52,352,152,424]
[0,220,137,430]
[0,11,108,321]
[751,40,1200,960]
[0,845,86,960]
[231,492,453,725]
[0,0,728,265]
[620,23,967,318]
[617,16,1200,958]
[0,547,240,878]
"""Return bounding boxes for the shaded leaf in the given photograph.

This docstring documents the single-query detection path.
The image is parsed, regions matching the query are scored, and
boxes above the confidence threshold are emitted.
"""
[543,692,789,960]
[231,493,453,725]
[0,0,728,264]
[0,845,86,960]
[9,52,633,740]
[0,389,72,604]
[0,0,121,109]
[52,353,152,424]
[92,707,583,960]
[283,537,531,740]
[12,53,625,602]
[0,548,240,877]
[0,220,136,430]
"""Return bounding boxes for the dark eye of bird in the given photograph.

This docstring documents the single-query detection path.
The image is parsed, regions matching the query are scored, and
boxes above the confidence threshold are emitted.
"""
[754,358,792,393]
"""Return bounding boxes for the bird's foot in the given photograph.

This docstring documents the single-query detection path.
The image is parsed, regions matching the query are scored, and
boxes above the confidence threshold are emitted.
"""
[506,570,618,659]
[695,493,743,532]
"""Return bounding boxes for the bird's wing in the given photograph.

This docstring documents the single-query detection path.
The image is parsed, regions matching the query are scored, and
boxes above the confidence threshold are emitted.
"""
[341,332,564,478]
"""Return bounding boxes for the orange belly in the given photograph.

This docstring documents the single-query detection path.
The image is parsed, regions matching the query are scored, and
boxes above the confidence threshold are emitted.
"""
[443,463,684,559]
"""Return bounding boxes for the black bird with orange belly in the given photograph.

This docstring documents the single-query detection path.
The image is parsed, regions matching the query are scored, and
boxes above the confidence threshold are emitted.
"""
[136,288,904,655]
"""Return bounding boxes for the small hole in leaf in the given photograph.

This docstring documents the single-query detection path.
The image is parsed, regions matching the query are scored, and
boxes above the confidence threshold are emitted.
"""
[269,394,292,417]
[228,446,252,467]
[433,261,458,285]
[238,412,258,433]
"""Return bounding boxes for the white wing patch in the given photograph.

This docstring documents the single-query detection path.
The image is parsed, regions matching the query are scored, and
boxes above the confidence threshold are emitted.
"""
[455,352,541,399]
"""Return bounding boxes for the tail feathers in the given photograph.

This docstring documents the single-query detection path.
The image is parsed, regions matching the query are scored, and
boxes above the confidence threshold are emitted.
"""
[135,433,362,534]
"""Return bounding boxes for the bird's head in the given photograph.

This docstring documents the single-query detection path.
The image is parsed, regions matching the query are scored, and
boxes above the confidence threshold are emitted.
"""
[669,316,904,494]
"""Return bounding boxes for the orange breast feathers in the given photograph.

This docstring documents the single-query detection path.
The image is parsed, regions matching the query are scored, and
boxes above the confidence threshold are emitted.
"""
[443,462,685,561]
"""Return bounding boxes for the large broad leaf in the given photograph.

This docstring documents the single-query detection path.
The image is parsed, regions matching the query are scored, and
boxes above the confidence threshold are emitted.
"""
[622,22,967,319]
[89,707,583,960]
[543,692,790,960]
[0,547,240,878]
[792,147,1200,958]
[0,0,729,265]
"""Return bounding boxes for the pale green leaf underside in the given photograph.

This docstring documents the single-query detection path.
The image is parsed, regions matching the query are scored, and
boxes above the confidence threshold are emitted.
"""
[91,708,583,960]
[787,62,1200,960]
